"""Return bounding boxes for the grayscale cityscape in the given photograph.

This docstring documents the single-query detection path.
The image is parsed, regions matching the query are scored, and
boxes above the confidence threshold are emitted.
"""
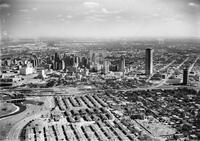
[0,0,200,141]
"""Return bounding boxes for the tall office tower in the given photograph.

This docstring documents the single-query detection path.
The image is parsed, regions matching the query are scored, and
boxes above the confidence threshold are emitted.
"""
[81,57,88,68]
[103,60,110,74]
[71,56,76,67]
[51,60,55,70]
[54,52,60,62]
[74,56,79,67]
[38,58,42,65]
[51,55,54,61]
[91,53,96,65]
[64,56,71,66]
[34,59,37,67]
[0,59,2,78]
[53,52,61,70]
[98,52,103,64]
[61,60,65,70]
[145,48,153,75]
[55,61,58,70]
[120,56,125,72]
[30,60,35,67]
[58,60,63,70]
[182,68,188,85]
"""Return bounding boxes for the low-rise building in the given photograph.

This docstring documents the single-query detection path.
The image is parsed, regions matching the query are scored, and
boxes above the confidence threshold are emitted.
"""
[20,63,34,75]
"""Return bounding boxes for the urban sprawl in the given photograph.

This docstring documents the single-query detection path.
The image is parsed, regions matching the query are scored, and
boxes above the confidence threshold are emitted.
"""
[0,38,200,141]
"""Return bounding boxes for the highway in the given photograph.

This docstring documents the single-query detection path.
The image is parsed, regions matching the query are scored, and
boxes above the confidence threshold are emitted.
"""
[159,60,175,72]
[146,60,175,82]
[146,56,187,84]
[188,57,199,72]
[5,109,49,141]
[6,114,41,141]
[5,97,54,141]
[0,103,26,120]
[5,97,37,102]
[105,57,192,93]
[156,56,193,88]
[175,57,189,70]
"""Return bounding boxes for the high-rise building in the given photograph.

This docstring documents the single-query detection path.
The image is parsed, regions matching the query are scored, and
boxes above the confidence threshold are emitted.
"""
[71,56,76,67]
[0,60,2,78]
[183,68,188,85]
[98,52,104,64]
[30,60,35,67]
[81,57,88,68]
[120,56,125,72]
[91,53,96,65]
[55,52,60,62]
[30,58,38,67]
[103,60,110,74]
[145,48,153,75]
[74,56,79,67]
[64,56,71,66]
[61,60,65,70]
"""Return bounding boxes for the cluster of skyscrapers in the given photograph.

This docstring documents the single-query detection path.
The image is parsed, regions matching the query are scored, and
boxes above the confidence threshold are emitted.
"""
[48,49,155,75]
[47,48,189,86]
[48,53,88,71]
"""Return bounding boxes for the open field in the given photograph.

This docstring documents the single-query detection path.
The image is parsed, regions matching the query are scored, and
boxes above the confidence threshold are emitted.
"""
[0,103,17,117]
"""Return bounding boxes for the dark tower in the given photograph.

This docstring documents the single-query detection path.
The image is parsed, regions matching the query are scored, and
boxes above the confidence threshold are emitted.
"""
[145,48,153,75]
[183,68,188,85]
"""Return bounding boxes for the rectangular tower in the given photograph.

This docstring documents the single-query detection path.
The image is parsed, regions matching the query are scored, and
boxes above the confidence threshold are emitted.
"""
[120,56,125,72]
[145,48,153,75]
[182,68,188,85]
[103,60,110,74]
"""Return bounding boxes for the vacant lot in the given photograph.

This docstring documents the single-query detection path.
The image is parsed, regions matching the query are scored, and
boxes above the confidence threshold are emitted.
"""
[0,103,17,117]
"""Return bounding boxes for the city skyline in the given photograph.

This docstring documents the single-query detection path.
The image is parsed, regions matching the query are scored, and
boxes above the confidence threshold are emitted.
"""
[1,0,200,38]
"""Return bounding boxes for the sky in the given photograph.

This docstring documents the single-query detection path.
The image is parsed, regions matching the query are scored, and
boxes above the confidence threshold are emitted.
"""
[0,0,200,38]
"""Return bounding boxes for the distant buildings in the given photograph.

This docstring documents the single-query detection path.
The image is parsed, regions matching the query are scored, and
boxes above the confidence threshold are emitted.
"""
[145,48,153,75]
[182,68,188,85]
[50,53,66,70]
[30,57,39,67]
[89,50,105,72]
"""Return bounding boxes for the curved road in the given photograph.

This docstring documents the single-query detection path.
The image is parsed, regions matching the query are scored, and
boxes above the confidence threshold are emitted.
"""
[5,97,53,141]
[6,112,46,141]
[0,103,26,120]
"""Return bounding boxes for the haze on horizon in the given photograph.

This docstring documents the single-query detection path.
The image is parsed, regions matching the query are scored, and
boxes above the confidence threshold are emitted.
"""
[0,0,200,39]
